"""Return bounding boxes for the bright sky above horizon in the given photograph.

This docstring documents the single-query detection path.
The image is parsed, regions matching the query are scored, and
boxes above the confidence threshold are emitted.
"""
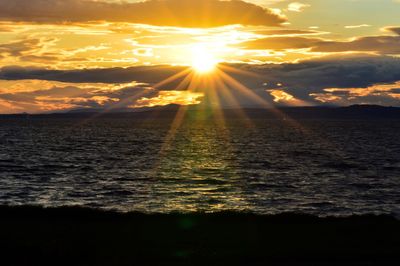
[0,0,399,113]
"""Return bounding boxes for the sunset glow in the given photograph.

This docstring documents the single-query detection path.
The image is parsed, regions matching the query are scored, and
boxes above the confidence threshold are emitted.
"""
[0,0,399,113]
[1,3,399,263]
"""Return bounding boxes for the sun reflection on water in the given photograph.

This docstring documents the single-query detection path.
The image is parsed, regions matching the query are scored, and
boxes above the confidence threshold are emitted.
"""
[151,118,250,212]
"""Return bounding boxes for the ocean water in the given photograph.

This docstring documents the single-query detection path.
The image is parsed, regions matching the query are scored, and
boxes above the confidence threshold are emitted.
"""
[0,115,399,216]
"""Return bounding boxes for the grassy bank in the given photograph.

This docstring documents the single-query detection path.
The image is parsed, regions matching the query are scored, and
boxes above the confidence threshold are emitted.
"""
[0,206,399,265]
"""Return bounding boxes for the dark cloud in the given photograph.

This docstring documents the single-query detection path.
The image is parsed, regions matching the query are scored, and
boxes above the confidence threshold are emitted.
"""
[4,56,400,90]
[312,36,400,54]
[254,56,400,91]
[0,65,188,84]
[1,55,400,107]
[229,55,400,107]
[0,0,286,28]
[254,56,400,102]
[383,26,400,35]
[0,37,59,63]
[19,54,61,63]
[0,38,43,57]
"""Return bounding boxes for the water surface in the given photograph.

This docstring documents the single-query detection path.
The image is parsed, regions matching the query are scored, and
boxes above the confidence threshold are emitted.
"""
[0,115,399,216]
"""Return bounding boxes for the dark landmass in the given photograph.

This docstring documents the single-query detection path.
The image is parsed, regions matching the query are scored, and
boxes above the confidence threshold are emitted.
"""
[1,104,399,119]
[0,206,399,265]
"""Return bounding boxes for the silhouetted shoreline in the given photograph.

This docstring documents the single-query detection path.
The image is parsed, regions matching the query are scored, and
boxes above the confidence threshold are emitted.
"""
[0,205,399,265]
[1,105,400,119]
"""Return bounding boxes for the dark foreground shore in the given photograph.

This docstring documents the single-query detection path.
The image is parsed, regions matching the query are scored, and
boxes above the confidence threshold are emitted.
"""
[0,206,399,265]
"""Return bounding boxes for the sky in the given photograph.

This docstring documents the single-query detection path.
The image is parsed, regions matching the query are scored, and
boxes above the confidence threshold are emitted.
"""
[0,0,399,113]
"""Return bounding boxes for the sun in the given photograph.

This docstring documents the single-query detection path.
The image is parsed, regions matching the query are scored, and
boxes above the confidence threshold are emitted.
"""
[191,45,218,74]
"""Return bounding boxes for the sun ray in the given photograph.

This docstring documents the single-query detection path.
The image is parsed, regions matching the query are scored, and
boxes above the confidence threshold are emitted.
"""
[156,69,204,158]
[213,74,254,128]
[219,64,264,79]
[133,71,198,124]
[217,67,349,160]
[153,68,192,89]
[75,88,153,126]
[74,67,193,126]
[205,74,227,128]
[216,68,312,132]
[216,69,273,108]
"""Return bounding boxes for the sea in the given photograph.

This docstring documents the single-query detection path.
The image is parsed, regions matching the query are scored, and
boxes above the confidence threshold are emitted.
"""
[0,112,399,217]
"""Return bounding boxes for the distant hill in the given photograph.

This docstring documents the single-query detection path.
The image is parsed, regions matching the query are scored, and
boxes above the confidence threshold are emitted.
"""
[1,104,399,119]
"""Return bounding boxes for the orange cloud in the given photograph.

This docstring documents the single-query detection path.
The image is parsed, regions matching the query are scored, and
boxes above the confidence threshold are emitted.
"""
[0,79,152,113]
[269,89,294,102]
[0,0,286,28]
[134,91,204,107]
[268,89,308,106]
[310,81,400,105]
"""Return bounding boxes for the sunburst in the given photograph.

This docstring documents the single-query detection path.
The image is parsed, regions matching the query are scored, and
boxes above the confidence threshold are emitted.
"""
[191,44,219,74]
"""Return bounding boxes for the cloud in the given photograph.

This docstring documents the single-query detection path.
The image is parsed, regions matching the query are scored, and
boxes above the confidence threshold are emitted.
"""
[287,2,310,12]
[382,26,400,35]
[220,55,400,105]
[2,56,400,93]
[0,0,286,28]
[0,65,188,84]
[311,35,400,54]
[0,81,156,113]
[247,55,400,91]
[251,29,326,37]
[0,25,14,32]
[237,36,322,50]
[0,56,400,91]
[344,24,371,29]
[0,37,61,65]
[1,55,400,109]
[310,81,400,106]
[0,38,55,57]
[0,77,206,113]
[268,89,308,106]
[133,91,203,108]
[237,28,400,55]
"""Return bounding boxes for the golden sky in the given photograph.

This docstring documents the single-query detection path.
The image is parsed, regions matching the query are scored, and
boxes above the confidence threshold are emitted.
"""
[0,0,400,113]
